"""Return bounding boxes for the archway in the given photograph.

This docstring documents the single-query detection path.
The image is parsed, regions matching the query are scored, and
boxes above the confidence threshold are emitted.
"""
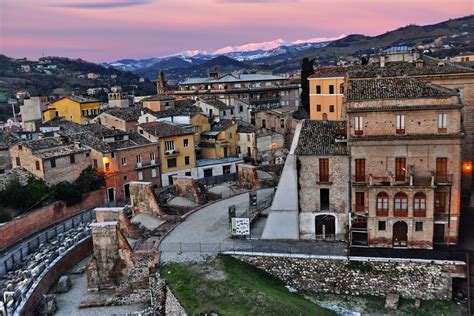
[315,214,336,240]
[393,221,408,247]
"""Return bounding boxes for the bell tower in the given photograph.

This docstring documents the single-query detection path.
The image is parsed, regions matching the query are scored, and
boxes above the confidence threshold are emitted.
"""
[157,70,167,94]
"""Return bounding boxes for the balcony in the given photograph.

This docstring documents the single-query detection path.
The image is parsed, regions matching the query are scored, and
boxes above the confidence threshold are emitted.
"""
[353,204,368,214]
[164,149,180,156]
[435,174,452,185]
[353,174,435,187]
[413,210,426,217]
[376,209,389,217]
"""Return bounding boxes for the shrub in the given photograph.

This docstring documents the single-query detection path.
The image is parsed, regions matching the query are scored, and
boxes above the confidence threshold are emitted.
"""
[0,208,12,223]
[75,166,105,194]
[53,182,82,206]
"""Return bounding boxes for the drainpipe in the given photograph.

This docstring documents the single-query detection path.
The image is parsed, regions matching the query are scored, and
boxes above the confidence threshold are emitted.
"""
[348,154,352,246]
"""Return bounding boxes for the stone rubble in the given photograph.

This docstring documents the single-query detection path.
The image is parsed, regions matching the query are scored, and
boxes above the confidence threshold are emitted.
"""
[0,224,91,315]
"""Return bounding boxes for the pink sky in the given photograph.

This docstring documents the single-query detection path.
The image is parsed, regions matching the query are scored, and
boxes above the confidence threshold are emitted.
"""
[1,0,473,62]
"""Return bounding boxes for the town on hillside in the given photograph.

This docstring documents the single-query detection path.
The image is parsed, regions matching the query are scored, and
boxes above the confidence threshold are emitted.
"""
[2,12,474,316]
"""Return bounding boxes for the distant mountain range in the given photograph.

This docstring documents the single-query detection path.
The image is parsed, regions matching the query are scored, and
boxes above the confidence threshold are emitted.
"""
[103,15,474,81]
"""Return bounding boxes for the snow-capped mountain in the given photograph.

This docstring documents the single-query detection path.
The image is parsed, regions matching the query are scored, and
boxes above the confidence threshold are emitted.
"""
[104,35,344,72]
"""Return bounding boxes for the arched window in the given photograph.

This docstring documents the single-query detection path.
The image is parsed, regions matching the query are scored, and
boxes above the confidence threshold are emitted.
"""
[394,192,408,216]
[376,192,389,215]
[414,192,426,217]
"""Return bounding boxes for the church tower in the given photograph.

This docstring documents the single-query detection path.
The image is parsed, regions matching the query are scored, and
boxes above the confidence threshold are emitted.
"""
[157,70,167,94]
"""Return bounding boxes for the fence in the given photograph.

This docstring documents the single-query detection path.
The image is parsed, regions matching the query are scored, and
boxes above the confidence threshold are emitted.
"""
[196,173,237,187]
[0,208,96,276]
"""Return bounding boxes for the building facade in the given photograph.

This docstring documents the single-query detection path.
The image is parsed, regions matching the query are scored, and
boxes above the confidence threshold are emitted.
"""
[42,96,101,124]
[346,77,462,249]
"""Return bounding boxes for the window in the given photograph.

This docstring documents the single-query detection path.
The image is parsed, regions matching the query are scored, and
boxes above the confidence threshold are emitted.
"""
[165,141,175,152]
[239,105,243,112]
[378,221,386,231]
[185,171,191,176]
[204,168,213,178]
[436,158,448,182]
[280,119,285,128]
[355,192,365,212]
[340,83,344,94]
[167,158,177,168]
[316,85,321,94]
[415,222,423,232]
[262,119,266,129]
[194,126,200,134]
[50,158,56,168]
[223,165,231,174]
[316,104,321,112]
[354,116,363,135]
[70,154,75,164]
[121,158,127,166]
[228,132,233,140]
[105,162,110,172]
[438,113,447,133]
[111,152,115,158]
[151,168,157,178]
[435,192,446,212]
[35,161,40,171]
[355,159,365,182]
[319,158,329,183]
[93,159,98,168]
[150,152,155,161]
[136,155,142,163]
[18,145,22,150]
[414,192,426,216]
[247,134,250,142]
[184,156,190,165]
[182,138,189,149]
[329,85,334,94]
[395,158,406,181]
[329,105,335,113]
[138,171,143,180]
[376,192,389,215]
[396,114,405,134]
[394,192,408,216]
[15,157,21,166]
[230,109,234,115]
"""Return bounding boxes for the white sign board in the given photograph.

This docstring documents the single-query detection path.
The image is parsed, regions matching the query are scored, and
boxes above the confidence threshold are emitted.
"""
[231,218,250,236]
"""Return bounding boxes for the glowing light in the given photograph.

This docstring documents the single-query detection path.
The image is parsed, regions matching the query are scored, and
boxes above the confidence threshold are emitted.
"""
[463,161,472,174]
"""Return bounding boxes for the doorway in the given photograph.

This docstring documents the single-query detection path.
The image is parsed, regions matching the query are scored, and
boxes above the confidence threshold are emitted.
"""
[434,223,445,244]
[124,184,130,201]
[107,188,115,203]
[315,214,336,240]
[393,221,408,247]
[223,146,228,158]
[320,189,330,211]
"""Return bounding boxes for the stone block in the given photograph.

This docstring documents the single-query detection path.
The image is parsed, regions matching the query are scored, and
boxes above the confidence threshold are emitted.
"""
[37,294,57,315]
[129,181,164,217]
[172,176,205,205]
[237,164,261,190]
[384,293,399,309]
[55,275,72,293]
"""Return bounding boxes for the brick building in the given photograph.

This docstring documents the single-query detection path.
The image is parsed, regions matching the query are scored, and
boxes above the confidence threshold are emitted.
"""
[346,77,463,249]
[295,120,349,240]
[44,120,160,202]
[93,107,149,132]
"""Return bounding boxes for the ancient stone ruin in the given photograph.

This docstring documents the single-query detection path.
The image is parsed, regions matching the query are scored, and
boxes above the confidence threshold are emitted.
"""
[172,175,206,205]
[129,181,164,217]
[237,164,262,190]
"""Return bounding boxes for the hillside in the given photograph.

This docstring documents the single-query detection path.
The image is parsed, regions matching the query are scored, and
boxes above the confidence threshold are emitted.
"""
[0,55,156,102]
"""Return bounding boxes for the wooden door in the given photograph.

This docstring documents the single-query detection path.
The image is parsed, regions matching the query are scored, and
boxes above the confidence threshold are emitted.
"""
[319,158,329,183]
[355,159,365,182]
[395,158,406,181]
[434,192,447,213]
[393,221,408,247]
[436,158,448,182]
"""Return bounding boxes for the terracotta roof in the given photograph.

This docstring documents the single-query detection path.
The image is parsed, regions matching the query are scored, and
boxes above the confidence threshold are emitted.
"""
[0,131,19,149]
[237,121,257,133]
[347,77,457,101]
[310,55,474,79]
[295,120,348,156]
[153,106,202,119]
[139,121,192,138]
[175,99,196,109]
[103,107,150,121]
[141,94,176,102]
[200,99,233,110]
[211,119,236,132]
[349,133,464,142]
[346,104,463,113]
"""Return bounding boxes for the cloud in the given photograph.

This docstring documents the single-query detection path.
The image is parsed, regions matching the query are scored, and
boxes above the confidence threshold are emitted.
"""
[53,0,152,9]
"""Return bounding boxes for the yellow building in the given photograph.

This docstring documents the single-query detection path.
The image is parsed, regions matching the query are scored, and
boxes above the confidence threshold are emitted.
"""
[200,119,238,159]
[137,121,196,186]
[308,75,345,120]
[43,96,101,124]
[454,53,474,63]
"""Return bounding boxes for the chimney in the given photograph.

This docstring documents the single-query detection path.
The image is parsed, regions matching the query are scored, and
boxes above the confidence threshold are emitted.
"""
[415,59,424,69]
[380,56,385,68]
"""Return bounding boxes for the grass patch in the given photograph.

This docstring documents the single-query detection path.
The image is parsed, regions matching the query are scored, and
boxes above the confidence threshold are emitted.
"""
[161,255,335,315]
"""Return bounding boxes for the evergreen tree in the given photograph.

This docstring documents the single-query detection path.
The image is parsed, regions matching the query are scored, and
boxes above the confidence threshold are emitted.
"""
[300,57,315,114]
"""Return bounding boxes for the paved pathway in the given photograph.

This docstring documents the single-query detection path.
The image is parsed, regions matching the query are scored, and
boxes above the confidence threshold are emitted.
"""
[159,188,348,263]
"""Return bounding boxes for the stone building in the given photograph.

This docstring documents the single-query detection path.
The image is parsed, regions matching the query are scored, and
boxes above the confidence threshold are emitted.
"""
[93,107,149,132]
[141,95,176,112]
[346,77,463,248]
[9,136,91,185]
[237,121,257,162]
[43,119,160,202]
[0,131,18,174]
[295,120,349,240]
[196,98,234,122]
[20,97,49,131]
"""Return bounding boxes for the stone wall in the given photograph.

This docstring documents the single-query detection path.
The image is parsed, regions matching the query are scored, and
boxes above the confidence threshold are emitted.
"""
[172,176,205,205]
[0,189,105,251]
[165,286,187,316]
[95,207,139,239]
[237,164,261,190]
[129,181,164,217]
[235,255,466,300]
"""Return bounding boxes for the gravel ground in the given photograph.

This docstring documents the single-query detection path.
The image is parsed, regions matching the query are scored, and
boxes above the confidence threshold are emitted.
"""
[54,257,148,316]
[159,188,274,263]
